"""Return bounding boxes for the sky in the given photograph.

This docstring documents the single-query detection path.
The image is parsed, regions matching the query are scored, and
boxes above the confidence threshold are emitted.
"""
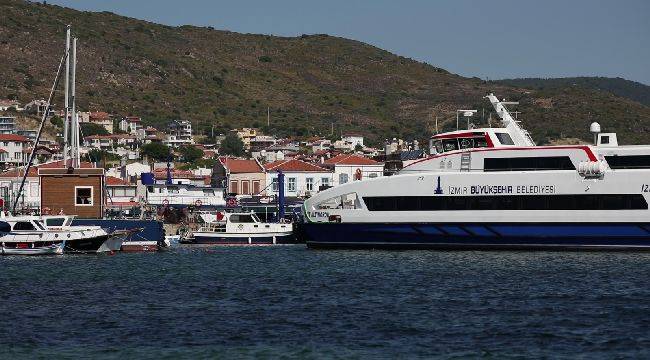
[47,0,650,85]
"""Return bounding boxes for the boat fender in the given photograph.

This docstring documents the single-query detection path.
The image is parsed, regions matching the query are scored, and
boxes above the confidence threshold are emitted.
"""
[578,161,607,177]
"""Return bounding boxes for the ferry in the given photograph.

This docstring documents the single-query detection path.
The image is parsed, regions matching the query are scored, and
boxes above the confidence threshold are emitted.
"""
[300,93,650,250]
[184,211,293,245]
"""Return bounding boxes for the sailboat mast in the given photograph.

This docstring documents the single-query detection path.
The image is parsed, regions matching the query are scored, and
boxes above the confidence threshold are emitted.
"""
[63,25,70,167]
[71,37,80,168]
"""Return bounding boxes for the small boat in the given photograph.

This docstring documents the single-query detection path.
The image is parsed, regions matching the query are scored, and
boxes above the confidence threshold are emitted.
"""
[184,211,294,245]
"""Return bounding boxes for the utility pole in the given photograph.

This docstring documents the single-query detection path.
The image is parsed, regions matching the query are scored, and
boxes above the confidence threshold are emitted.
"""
[267,106,270,127]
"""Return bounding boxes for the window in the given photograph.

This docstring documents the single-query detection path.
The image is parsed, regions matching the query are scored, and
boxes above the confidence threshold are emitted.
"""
[484,157,575,171]
[230,214,255,223]
[241,181,250,195]
[434,140,444,154]
[287,177,297,192]
[459,138,473,149]
[271,177,279,192]
[230,180,239,194]
[75,186,93,206]
[45,218,65,227]
[316,193,361,210]
[442,139,458,152]
[605,155,650,169]
[600,136,610,144]
[495,133,515,145]
[13,221,36,231]
[168,186,179,194]
[363,194,647,211]
[306,178,314,191]
[252,180,261,194]
[369,173,378,178]
[321,177,330,187]
[339,173,349,184]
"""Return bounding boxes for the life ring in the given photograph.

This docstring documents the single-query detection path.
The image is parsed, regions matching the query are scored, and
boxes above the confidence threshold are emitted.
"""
[162,199,170,207]
[226,198,237,207]
[195,199,202,207]
[355,168,362,181]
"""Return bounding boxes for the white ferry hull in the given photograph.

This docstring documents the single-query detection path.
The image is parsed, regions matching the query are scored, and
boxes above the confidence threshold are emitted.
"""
[191,231,294,245]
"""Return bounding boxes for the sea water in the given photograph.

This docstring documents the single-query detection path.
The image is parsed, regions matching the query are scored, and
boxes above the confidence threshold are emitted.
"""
[1,246,649,358]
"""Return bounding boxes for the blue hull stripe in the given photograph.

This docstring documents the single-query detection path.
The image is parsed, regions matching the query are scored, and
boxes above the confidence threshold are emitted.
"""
[299,222,650,249]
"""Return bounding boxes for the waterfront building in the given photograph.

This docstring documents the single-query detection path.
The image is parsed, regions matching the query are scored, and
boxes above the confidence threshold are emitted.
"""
[323,153,384,186]
[0,134,30,168]
[214,157,266,195]
[264,159,333,198]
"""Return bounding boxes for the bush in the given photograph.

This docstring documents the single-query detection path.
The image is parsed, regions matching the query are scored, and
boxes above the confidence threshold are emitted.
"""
[141,142,171,162]
[258,55,272,63]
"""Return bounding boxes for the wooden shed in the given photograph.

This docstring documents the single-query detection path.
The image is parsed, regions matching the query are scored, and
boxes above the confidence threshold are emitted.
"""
[39,168,105,218]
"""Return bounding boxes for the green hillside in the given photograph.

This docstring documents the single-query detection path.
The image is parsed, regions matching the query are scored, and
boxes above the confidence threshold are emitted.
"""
[1,0,649,145]
[495,77,650,107]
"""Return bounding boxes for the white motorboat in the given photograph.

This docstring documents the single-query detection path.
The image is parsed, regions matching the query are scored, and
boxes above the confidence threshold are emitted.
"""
[300,93,650,250]
[184,211,293,245]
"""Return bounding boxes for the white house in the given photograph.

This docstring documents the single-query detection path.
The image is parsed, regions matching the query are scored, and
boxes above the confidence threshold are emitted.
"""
[0,134,30,168]
[323,154,383,186]
[119,116,143,135]
[334,133,364,151]
[0,116,16,134]
[264,159,333,198]
[165,120,193,147]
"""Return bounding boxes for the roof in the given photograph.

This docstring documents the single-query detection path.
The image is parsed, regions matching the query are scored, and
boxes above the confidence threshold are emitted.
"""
[106,176,131,186]
[0,160,93,178]
[323,154,379,165]
[89,111,110,120]
[219,157,263,173]
[264,159,329,172]
[0,134,29,142]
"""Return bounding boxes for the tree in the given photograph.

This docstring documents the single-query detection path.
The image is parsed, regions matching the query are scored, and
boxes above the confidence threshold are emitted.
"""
[179,145,204,163]
[49,115,63,128]
[80,122,109,136]
[141,142,171,162]
[219,132,245,157]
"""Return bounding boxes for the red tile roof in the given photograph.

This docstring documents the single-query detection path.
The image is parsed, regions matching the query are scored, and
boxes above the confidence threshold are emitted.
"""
[89,111,110,120]
[0,134,30,142]
[219,157,263,173]
[106,176,131,186]
[264,159,329,172]
[323,154,379,165]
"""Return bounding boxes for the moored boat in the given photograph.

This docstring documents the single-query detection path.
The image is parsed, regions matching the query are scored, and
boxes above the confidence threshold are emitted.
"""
[184,211,294,245]
[300,93,650,250]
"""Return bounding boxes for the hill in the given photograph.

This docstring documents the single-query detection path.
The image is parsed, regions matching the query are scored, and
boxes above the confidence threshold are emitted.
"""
[494,77,650,107]
[1,0,649,146]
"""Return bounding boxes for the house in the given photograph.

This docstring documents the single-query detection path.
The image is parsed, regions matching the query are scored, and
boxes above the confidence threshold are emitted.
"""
[165,120,193,146]
[0,167,40,210]
[87,112,114,134]
[15,129,38,142]
[83,135,114,149]
[264,159,333,198]
[24,99,50,116]
[249,135,276,152]
[232,128,258,150]
[0,99,21,112]
[0,134,30,168]
[214,157,266,195]
[105,176,139,209]
[0,116,16,134]
[334,133,364,151]
[323,154,383,186]
[153,168,207,186]
[119,116,143,135]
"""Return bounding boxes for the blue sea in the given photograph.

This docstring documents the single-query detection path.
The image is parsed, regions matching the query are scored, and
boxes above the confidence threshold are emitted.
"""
[1,246,649,359]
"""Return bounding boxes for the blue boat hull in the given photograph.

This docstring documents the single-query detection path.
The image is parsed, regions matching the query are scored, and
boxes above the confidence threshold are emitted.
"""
[299,222,650,250]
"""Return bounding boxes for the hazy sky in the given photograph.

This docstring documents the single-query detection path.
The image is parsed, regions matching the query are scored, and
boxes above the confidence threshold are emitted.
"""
[48,0,650,85]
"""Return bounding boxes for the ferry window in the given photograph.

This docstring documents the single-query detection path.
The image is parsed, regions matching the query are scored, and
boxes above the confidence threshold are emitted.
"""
[75,186,93,206]
[600,136,610,144]
[459,138,473,149]
[316,193,361,210]
[363,194,647,211]
[442,139,458,152]
[605,155,650,169]
[14,221,36,231]
[473,137,488,148]
[434,140,444,154]
[495,133,515,146]
[484,156,575,171]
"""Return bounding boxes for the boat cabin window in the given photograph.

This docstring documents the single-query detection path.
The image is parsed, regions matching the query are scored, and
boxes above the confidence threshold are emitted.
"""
[13,221,36,231]
[203,189,215,195]
[75,186,93,206]
[432,137,489,154]
[229,214,256,223]
[484,156,575,171]
[315,192,362,210]
[45,218,65,227]
[494,133,515,145]
[605,155,650,169]
[168,186,179,194]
